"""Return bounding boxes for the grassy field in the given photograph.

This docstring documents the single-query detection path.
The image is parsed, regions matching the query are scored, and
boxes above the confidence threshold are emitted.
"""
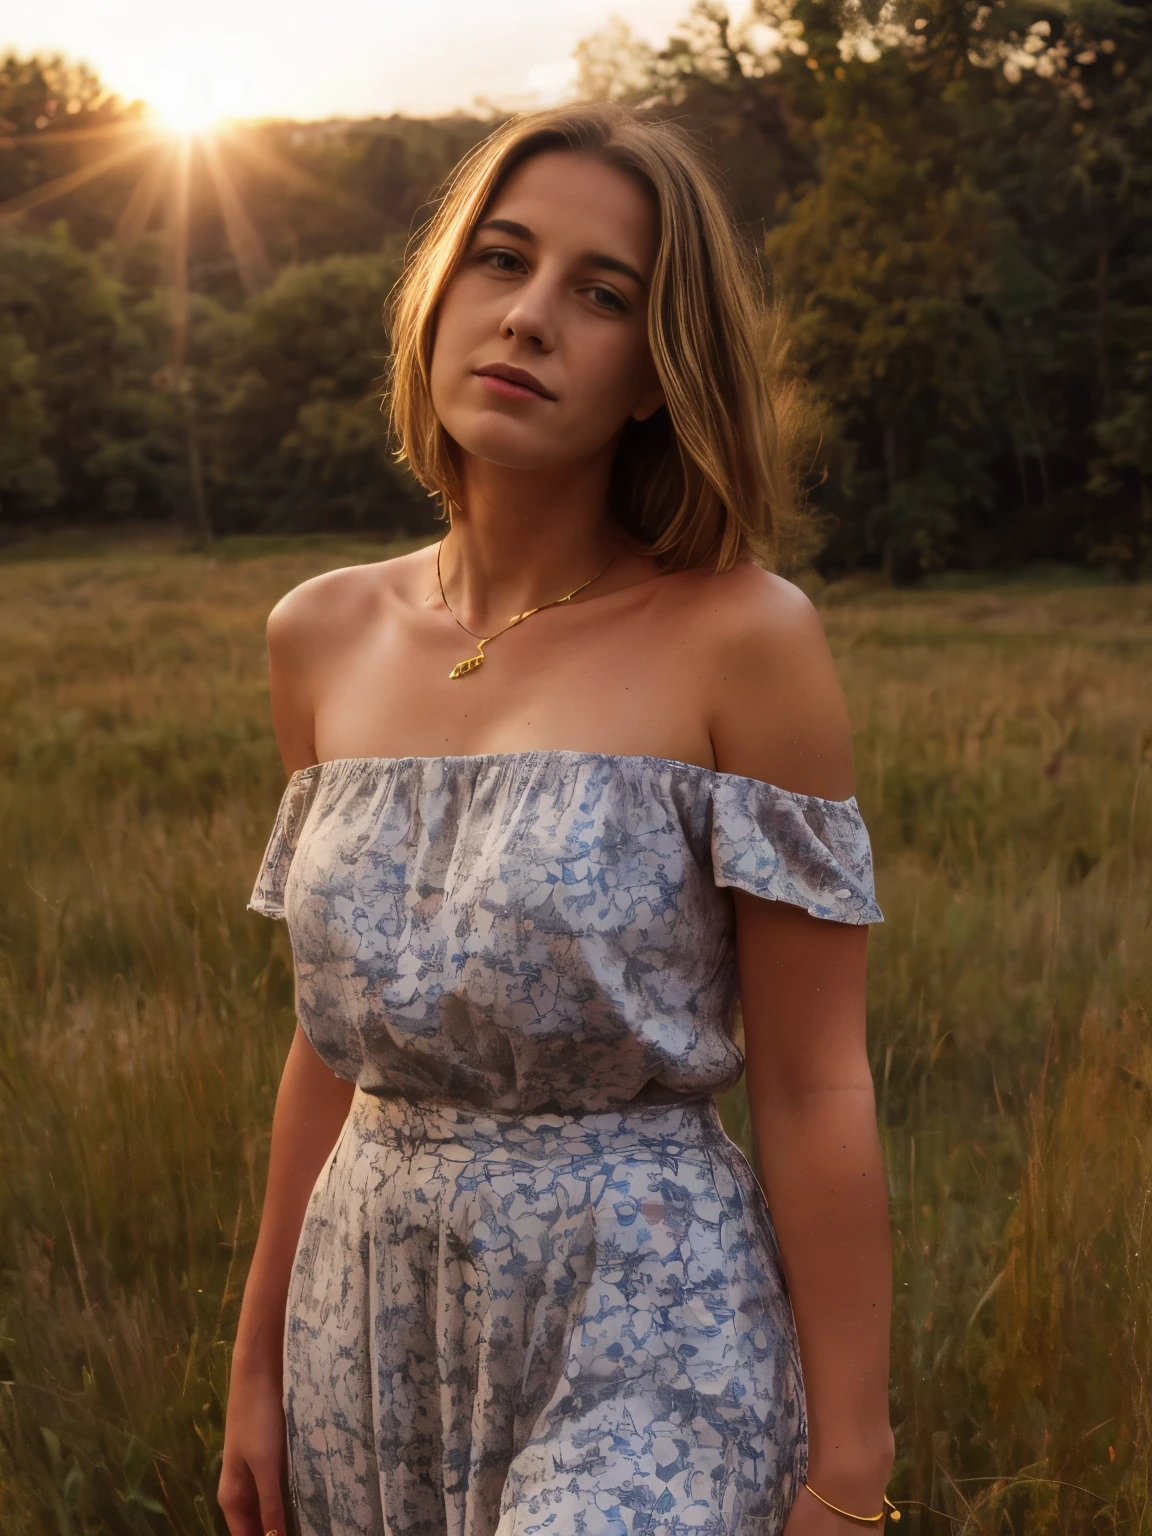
[1,537,1149,1535]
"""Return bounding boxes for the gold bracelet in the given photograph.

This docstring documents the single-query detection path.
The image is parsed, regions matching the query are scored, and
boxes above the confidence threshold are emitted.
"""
[803,1482,901,1524]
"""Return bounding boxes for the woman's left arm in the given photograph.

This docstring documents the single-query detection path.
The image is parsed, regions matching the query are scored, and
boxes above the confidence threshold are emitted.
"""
[735,897,894,1520]
[706,568,895,1526]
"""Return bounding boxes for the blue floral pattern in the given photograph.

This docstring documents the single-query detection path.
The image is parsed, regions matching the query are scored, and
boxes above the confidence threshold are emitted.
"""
[248,751,883,1536]
[249,752,883,1116]
[286,1092,808,1536]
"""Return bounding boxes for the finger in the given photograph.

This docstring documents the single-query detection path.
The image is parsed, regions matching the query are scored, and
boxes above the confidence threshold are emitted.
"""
[257,1470,288,1536]
[218,1464,264,1536]
[258,1500,287,1536]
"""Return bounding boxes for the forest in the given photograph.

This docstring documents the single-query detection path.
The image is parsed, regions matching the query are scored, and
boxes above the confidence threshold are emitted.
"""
[1,0,1149,581]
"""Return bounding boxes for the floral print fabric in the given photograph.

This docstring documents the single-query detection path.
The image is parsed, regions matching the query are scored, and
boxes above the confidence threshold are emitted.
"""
[286,1091,808,1536]
[249,752,883,1115]
[248,751,884,1536]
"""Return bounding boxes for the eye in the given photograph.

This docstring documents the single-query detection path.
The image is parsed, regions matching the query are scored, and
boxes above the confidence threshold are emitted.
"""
[476,247,525,274]
[589,285,627,314]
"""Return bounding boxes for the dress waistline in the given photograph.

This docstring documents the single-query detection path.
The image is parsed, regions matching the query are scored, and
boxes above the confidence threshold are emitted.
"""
[349,1085,726,1153]
[358,1079,713,1117]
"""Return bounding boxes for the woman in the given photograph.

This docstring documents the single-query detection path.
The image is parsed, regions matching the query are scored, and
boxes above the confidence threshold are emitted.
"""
[219,102,896,1536]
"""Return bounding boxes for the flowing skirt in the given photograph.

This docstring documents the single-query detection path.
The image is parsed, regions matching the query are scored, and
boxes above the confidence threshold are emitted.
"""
[284,1089,808,1536]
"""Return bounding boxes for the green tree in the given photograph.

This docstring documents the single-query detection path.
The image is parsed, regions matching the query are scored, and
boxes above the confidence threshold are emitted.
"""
[574,2,818,238]
[0,222,184,526]
[763,3,1033,576]
[783,0,1152,576]
[0,323,57,515]
[1021,1,1152,574]
[208,251,427,532]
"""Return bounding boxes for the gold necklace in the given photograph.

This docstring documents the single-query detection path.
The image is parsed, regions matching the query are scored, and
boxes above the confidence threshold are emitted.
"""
[436,539,619,680]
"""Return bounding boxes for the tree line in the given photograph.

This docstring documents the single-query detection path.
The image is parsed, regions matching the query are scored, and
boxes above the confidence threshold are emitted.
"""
[1,0,1148,580]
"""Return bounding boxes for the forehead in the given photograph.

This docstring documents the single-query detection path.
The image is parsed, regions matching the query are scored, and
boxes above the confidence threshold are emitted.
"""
[481,150,659,265]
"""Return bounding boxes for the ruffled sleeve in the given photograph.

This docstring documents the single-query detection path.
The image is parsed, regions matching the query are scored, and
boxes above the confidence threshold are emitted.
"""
[247,767,322,920]
[709,773,884,925]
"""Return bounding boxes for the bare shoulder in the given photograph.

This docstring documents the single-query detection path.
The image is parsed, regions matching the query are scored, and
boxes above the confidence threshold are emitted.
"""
[681,562,856,800]
[266,547,422,661]
[262,548,427,772]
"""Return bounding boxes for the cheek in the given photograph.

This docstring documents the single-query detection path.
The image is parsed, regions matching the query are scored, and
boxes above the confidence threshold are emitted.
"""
[571,328,650,416]
[428,327,472,427]
[428,285,474,377]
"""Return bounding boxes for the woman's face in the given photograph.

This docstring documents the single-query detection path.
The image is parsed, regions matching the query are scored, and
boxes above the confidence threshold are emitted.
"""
[428,149,665,473]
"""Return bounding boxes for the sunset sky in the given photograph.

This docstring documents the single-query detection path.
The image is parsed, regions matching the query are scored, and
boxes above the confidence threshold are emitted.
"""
[1,0,738,124]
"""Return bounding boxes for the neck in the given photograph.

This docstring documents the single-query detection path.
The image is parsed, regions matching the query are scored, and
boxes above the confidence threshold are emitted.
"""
[435,452,625,635]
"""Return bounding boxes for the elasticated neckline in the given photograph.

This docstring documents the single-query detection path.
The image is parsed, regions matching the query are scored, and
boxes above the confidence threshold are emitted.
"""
[287,749,862,811]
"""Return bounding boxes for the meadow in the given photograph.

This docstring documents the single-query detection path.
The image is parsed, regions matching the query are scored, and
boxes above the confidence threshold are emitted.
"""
[1,537,1149,1535]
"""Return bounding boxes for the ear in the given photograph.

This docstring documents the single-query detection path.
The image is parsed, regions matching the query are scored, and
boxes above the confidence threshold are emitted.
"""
[631,384,666,424]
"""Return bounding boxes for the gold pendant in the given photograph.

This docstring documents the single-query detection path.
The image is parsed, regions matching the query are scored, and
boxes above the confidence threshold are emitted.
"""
[449,653,484,679]
[447,613,528,679]
[449,639,487,679]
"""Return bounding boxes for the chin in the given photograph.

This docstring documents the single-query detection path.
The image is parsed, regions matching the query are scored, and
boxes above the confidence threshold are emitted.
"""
[449,418,575,471]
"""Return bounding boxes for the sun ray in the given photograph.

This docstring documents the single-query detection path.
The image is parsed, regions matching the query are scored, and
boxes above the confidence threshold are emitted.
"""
[201,135,273,294]
[0,118,156,152]
[115,139,176,251]
[0,135,156,224]
[216,121,378,217]
[165,134,212,546]
[166,135,192,368]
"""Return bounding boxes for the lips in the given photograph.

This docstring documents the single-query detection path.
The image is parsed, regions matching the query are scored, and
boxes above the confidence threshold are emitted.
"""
[474,364,556,400]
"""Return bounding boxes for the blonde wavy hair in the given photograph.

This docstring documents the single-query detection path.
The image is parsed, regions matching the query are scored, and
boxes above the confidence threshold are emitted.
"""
[384,100,810,574]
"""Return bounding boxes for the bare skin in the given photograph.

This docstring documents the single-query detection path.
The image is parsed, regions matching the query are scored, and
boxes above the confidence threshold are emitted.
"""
[219,147,895,1536]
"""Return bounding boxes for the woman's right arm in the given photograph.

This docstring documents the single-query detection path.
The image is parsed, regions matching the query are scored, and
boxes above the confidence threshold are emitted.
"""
[219,583,358,1536]
[218,1028,355,1536]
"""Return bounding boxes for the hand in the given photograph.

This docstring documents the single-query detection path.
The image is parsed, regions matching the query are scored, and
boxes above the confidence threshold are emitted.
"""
[783,1482,891,1534]
[218,1364,289,1536]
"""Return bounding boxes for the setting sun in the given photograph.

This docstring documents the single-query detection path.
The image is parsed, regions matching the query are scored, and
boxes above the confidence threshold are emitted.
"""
[146,77,233,136]
[152,98,221,136]
[137,57,270,136]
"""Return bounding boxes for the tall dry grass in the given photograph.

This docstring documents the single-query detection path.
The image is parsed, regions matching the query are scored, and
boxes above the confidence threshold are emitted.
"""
[0,541,1149,1533]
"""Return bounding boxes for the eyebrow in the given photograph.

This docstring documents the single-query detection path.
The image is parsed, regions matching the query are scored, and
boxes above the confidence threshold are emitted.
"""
[472,218,648,290]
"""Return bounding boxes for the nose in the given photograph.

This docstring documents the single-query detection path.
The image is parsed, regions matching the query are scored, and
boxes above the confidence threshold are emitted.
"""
[499,267,556,350]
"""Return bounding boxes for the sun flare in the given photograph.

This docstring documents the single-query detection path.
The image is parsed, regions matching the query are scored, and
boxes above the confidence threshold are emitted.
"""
[144,70,250,137]
[151,97,221,136]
